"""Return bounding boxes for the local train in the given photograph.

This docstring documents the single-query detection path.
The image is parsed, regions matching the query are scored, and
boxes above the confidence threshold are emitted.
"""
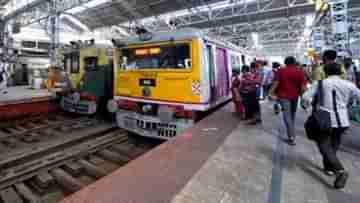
[108,28,250,139]
[8,39,51,86]
[60,41,114,115]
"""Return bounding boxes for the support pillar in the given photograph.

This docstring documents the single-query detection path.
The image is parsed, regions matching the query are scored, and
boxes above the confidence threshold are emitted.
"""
[327,0,349,57]
[312,27,325,55]
[0,21,5,60]
[49,0,60,66]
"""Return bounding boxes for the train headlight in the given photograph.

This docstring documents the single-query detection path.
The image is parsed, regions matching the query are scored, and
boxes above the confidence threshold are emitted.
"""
[142,104,152,113]
[107,99,118,113]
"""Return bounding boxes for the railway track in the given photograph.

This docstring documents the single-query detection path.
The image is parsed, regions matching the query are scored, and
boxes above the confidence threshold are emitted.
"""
[0,114,161,203]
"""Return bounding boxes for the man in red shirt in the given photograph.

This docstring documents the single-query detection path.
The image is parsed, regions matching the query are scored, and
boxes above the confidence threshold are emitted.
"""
[270,56,307,145]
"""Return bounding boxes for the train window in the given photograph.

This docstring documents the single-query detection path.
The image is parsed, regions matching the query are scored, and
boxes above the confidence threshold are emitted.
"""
[120,43,191,70]
[84,57,98,71]
[71,53,80,74]
[65,56,71,73]
[231,55,236,67]
[21,41,36,48]
[38,42,51,50]
[231,55,241,71]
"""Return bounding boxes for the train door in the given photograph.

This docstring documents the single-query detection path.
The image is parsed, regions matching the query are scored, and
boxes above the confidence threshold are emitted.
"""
[22,64,29,85]
[241,55,246,66]
[64,54,72,73]
[215,47,229,98]
[206,45,216,102]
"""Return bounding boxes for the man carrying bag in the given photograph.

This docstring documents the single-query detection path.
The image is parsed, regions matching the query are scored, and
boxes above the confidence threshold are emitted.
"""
[304,80,332,140]
[302,63,360,189]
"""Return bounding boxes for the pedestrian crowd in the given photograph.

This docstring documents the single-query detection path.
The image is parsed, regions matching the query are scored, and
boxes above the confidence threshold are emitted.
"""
[231,49,360,189]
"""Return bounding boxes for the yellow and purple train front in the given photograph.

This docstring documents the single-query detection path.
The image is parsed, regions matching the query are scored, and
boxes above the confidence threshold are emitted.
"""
[108,28,247,139]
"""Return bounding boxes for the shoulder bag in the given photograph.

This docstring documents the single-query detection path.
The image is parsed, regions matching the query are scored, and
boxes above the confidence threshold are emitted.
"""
[304,80,341,140]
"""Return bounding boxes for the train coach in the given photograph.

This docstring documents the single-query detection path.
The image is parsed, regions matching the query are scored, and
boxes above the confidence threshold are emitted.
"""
[60,41,114,115]
[108,28,249,139]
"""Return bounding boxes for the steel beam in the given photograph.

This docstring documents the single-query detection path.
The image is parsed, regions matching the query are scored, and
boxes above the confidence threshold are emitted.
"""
[178,3,314,29]
[174,0,360,29]
[3,0,96,27]
[3,0,48,22]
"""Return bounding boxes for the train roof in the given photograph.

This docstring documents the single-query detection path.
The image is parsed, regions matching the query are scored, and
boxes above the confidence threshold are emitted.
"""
[61,43,111,53]
[112,28,252,56]
[113,28,203,45]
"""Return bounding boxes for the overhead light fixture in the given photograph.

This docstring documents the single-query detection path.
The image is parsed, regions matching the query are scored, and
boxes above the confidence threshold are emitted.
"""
[61,14,90,33]
[305,14,314,27]
[68,0,110,14]
[113,26,130,37]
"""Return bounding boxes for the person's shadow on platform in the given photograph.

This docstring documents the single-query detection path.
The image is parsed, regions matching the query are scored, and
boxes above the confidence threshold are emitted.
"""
[298,156,360,202]
[257,144,332,188]
[297,156,333,189]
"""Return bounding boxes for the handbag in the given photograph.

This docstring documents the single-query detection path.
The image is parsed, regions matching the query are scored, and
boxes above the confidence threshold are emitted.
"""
[305,80,341,140]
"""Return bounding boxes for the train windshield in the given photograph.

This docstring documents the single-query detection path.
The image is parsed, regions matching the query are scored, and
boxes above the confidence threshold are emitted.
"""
[84,57,98,71]
[119,43,191,70]
[64,52,80,74]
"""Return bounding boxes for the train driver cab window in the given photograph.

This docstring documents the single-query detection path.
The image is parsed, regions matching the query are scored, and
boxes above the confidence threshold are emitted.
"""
[64,55,72,73]
[71,54,80,74]
[84,57,98,71]
[120,43,191,70]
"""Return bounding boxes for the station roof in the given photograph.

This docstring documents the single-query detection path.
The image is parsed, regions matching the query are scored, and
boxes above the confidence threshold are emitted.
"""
[4,0,360,57]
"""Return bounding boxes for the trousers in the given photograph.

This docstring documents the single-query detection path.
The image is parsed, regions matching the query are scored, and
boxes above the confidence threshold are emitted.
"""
[315,128,347,172]
[241,91,260,119]
[279,98,299,139]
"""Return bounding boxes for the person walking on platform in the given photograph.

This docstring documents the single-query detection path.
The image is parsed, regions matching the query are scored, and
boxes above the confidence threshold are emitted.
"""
[272,62,281,75]
[302,63,360,189]
[239,64,262,124]
[312,50,347,81]
[269,56,307,145]
[261,61,274,99]
[231,69,244,118]
[301,64,312,84]
[344,58,358,85]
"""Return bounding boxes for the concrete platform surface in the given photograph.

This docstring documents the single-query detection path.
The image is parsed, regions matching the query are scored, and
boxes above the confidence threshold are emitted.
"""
[0,86,55,106]
[60,102,360,203]
[172,103,360,203]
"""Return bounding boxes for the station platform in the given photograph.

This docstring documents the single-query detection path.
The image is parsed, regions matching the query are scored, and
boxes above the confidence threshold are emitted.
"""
[0,86,60,120]
[59,102,360,203]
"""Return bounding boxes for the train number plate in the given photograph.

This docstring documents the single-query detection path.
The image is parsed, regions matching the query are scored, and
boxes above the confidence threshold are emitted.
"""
[139,79,156,87]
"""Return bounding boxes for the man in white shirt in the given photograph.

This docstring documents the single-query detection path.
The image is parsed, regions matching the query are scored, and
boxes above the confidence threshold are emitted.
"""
[302,63,360,189]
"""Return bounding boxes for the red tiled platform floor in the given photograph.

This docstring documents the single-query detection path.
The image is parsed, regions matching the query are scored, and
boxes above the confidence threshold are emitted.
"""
[0,100,59,121]
[0,86,59,121]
